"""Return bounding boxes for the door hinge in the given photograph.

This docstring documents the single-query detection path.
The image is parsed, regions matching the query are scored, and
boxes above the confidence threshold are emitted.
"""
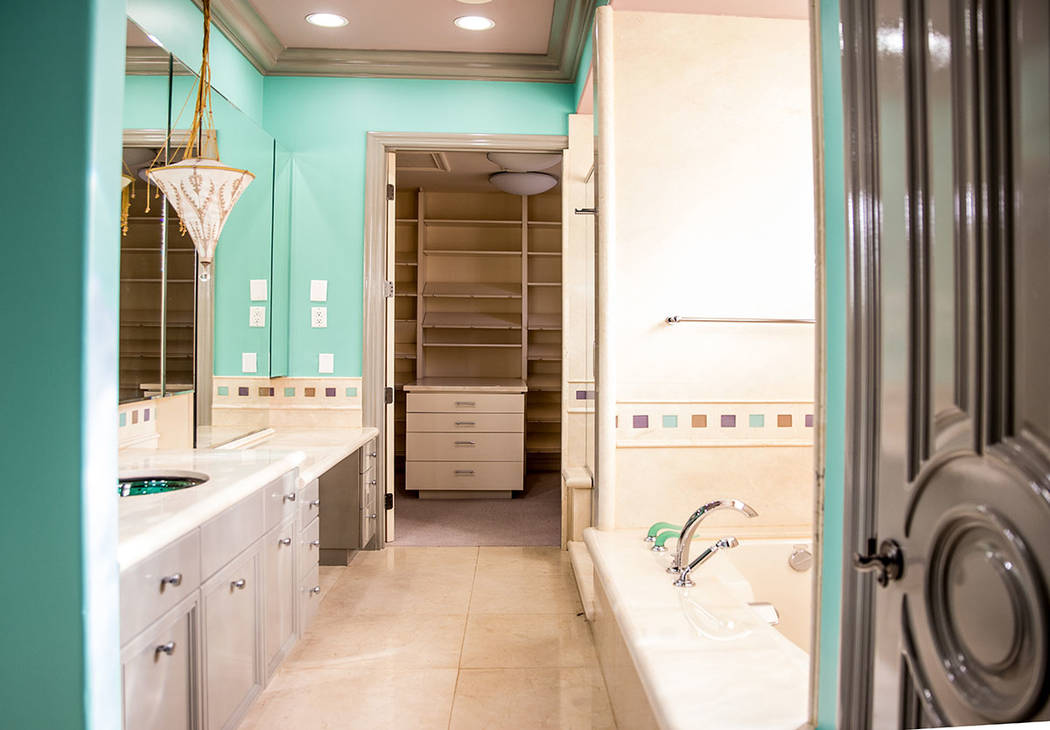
[384,280,394,298]
[385,386,394,405]
[385,492,393,510]
[387,183,395,201]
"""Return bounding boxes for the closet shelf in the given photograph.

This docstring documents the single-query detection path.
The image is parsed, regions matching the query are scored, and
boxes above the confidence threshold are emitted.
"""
[395,254,418,266]
[527,221,562,227]
[424,219,521,227]
[422,312,521,330]
[527,282,561,287]
[527,251,561,257]
[121,278,195,283]
[395,343,417,359]
[526,404,561,422]
[424,249,521,257]
[423,342,521,348]
[527,344,561,360]
[527,374,561,391]
[526,433,561,453]
[423,282,521,299]
[395,291,417,297]
[394,318,417,325]
[396,218,419,224]
[120,247,195,254]
[527,314,561,330]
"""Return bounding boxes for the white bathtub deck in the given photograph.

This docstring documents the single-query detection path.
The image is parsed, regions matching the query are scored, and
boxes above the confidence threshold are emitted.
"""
[584,528,810,730]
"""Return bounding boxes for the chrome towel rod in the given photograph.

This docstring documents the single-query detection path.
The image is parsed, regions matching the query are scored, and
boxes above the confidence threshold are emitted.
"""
[666,316,815,324]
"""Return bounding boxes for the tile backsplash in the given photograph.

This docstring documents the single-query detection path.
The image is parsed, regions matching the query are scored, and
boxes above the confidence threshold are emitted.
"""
[212,376,363,429]
[617,401,814,446]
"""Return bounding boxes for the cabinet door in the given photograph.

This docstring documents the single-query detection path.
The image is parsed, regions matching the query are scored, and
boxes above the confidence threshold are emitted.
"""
[202,548,260,730]
[360,470,377,547]
[263,517,296,676]
[122,596,198,730]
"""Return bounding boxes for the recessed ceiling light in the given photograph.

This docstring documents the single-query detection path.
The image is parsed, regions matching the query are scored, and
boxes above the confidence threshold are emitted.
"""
[454,15,495,31]
[305,12,349,28]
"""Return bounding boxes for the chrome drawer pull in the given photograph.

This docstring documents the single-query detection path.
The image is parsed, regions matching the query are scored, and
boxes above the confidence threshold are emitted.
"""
[454,421,476,426]
[310,539,320,548]
[454,470,475,476]
[154,641,176,657]
[310,499,321,507]
[455,401,476,407]
[279,537,292,546]
[283,493,296,502]
[160,573,182,588]
[310,585,321,595]
[454,440,476,446]
[230,579,247,590]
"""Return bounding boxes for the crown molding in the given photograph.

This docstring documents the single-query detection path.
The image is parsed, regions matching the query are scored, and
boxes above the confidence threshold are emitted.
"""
[183,0,595,82]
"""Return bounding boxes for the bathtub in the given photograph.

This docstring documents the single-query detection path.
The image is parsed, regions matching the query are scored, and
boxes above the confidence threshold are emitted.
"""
[583,528,812,730]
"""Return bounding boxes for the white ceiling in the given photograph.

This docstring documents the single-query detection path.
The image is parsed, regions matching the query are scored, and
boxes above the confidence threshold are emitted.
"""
[396,150,562,193]
[247,0,556,54]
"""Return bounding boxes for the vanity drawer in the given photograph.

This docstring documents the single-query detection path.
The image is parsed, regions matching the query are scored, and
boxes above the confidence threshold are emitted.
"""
[299,516,320,578]
[299,565,322,631]
[201,489,265,579]
[359,438,378,475]
[406,432,523,461]
[407,393,523,414]
[120,530,200,645]
[262,470,299,532]
[407,412,522,433]
[298,478,321,526]
[406,461,523,492]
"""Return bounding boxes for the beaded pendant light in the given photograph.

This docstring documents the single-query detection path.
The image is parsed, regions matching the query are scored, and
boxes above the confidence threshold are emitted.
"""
[146,0,253,280]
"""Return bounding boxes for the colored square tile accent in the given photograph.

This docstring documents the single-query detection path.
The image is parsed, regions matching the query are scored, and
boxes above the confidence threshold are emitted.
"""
[238,387,249,396]
[119,413,126,427]
[805,414,814,427]
[345,387,358,397]
[131,410,139,425]
[217,386,229,396]
[325,387,337,397]
[284,387,296,397]
[576,390,588,400]
[632,415,649,429]
[777,414,793,427]
[691,414,707,428]
[305,387,316,397]
[749,414,764,428]
[662,415,678,428]
[258,387,274,397]
[720,414,736,428]
[143,408,150,422]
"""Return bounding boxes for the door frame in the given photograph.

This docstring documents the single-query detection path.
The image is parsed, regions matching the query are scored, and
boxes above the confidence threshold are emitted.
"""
[362,131,569,547]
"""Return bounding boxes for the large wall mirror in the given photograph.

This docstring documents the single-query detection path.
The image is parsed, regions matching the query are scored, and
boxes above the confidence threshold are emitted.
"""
[122,19,291,444]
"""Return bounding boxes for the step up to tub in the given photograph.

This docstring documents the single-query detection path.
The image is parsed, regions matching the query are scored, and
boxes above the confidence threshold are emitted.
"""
[567,540,595,620]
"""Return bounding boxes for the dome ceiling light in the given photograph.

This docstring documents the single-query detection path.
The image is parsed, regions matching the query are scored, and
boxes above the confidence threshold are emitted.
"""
[306,12,349,28]
[486,152,561,172]
[454,15,496,31]
[489,171,558,196]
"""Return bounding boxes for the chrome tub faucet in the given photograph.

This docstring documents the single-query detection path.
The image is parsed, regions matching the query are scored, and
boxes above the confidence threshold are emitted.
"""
[673,536,739,587]
[667,499,758,576]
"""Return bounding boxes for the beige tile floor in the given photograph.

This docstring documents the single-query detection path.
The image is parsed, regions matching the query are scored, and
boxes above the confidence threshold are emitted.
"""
[241,547,616,730]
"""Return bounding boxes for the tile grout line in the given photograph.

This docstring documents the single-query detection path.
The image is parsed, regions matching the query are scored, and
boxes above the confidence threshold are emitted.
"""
[447,546,480,730]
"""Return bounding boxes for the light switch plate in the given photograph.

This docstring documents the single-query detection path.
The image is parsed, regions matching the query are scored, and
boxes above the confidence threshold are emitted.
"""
[310,279,328,302]
[249,306,266,328]
[250,279,268,301]
[311,306,327,328]
[318,353,334,374]
[242,352,257,373]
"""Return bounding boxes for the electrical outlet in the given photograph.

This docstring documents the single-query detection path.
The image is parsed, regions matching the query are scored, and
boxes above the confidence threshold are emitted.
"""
[318,353,334,374]
[242,352,257,373]
[249,279,268,301]
[249,306,266,328]
[311,306,327,328]
[310,279,328,302]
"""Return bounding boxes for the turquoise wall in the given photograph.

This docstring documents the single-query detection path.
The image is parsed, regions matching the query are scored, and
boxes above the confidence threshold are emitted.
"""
[263,77,574,376]
[0,0,125,727]
[816,0,847,727]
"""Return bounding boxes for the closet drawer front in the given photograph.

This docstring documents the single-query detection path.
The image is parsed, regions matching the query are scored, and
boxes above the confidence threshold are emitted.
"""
[407,461,523,491]
[406,432,523,461]
[407,412,522,433]
[407,393,523,414]
[120,530,200,645]
[298,478,320,525]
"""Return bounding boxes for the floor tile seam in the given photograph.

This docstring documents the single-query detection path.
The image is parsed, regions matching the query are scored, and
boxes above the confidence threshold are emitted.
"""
[448,545,480,729]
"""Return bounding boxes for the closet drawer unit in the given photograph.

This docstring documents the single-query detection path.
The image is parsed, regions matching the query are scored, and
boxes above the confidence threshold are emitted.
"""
[406,432,524,462]
[120,530,200,645]
[407,412,523,433]
[299,565,322,631]
[299,516,321,578]
[201,489,265,579]
[360,438,378,475]
[407,393,524,414]
[262,470,299,531]
[407,461,523,492]
[298,478,321,526]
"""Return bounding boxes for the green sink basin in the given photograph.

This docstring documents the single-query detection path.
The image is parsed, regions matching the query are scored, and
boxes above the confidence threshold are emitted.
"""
[118,473,208,497]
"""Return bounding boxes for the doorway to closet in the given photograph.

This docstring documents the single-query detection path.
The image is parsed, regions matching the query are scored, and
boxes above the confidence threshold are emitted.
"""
[365,137,569,547]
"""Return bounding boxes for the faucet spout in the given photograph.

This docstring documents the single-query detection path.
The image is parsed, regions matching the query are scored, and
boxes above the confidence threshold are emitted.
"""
[667,499,757,575]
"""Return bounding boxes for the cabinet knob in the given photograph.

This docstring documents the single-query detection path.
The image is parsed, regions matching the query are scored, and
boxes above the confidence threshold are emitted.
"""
[369,451,377,458]
[368,513,377,520]
[310,539,320,547]
[310,499,321,507]
[310,585,321,595]
[283,493,296,502]
[160,573,182,588]
[370,479,377,486]
[154,641,176,657]
[279,537,292,546]
[230,578,247,590]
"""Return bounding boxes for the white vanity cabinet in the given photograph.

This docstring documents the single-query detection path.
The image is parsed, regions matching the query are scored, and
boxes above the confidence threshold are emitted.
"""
[262,516,297,676]
[297,477,322,633]
[360,438,378,547]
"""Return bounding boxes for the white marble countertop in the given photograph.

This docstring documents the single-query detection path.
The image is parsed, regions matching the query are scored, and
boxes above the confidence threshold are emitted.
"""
[119,448,306,571]
[584,528,809,730]
[243,427,379,485]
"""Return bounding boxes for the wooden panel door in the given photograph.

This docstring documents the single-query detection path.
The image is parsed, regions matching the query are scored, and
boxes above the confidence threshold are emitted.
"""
[841,0,1050,726]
